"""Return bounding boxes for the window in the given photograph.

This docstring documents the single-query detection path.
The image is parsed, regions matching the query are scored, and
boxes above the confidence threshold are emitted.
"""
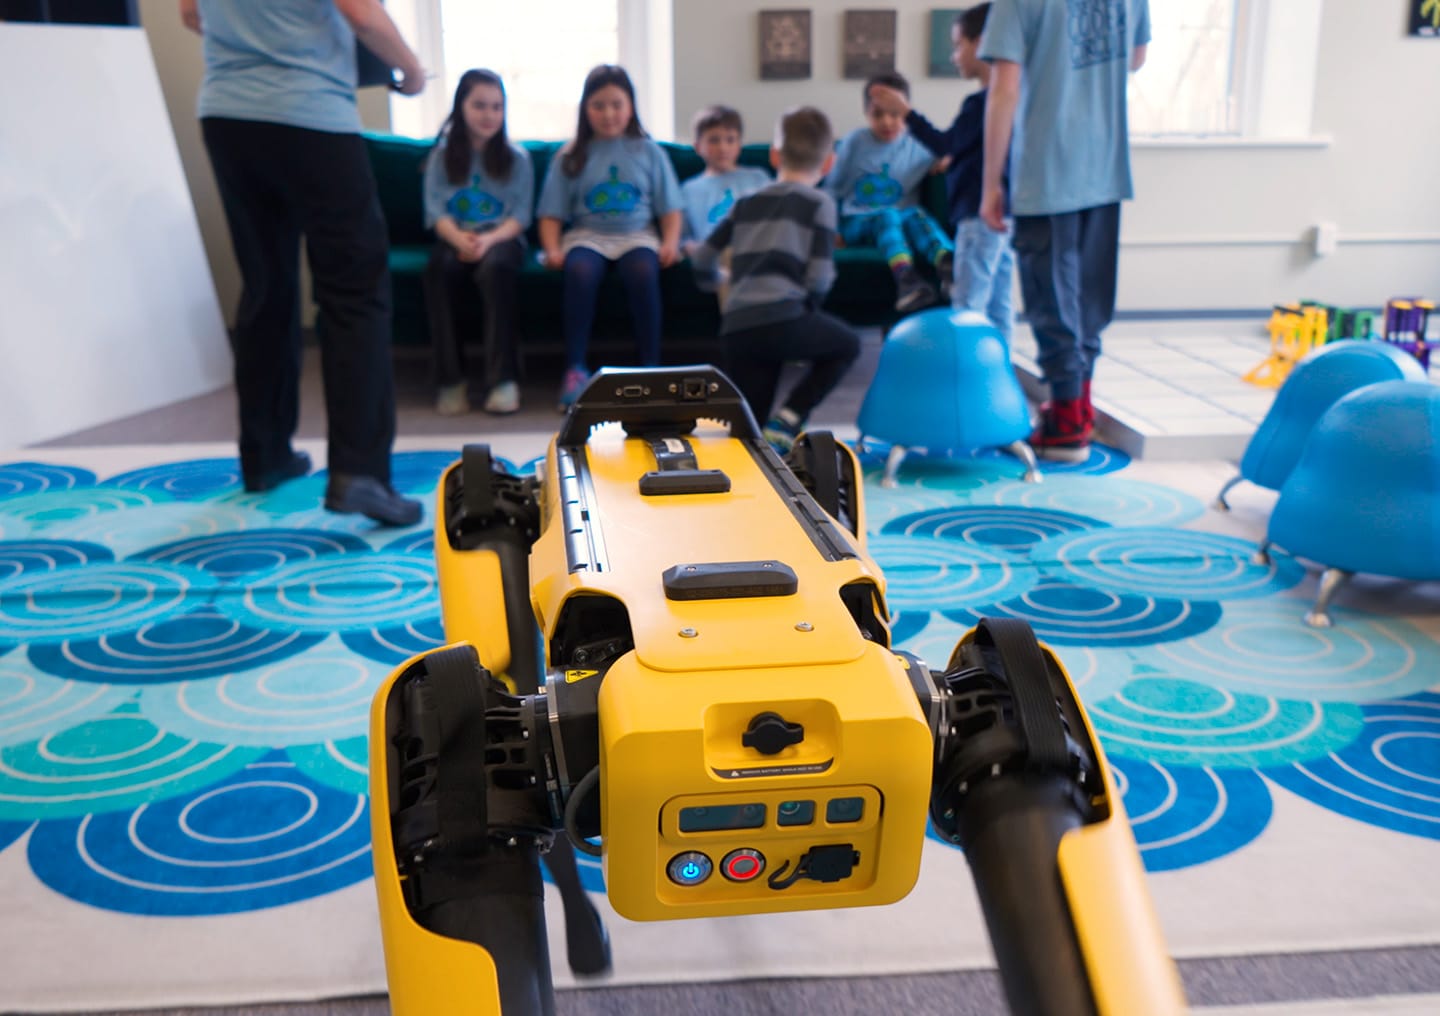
[385,0,672,143]
[436,1,619,141]
[1127,0,1325,141]
[1128,0,1244,136]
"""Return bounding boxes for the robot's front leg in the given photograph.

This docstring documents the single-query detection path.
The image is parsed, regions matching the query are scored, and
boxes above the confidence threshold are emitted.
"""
[926,620,1187,1016]
[370,645,558,1016]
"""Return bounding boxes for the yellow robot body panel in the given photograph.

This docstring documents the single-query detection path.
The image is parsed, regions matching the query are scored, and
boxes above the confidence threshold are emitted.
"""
[433,464,516,690]
[368,655,503,1016]
[596,643,933,921]
[528,423,885,671]
[1052,670,1188,1015]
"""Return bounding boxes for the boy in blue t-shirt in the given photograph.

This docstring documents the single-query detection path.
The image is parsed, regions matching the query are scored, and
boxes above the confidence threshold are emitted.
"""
[823,72,955,314]
[679,105,772,248]
[980,0,1151,462]
[869,4,1013,343]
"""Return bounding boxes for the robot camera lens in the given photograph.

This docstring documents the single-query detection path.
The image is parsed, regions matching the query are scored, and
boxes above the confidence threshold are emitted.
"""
[826,797,865,824]
[776,800,815,826]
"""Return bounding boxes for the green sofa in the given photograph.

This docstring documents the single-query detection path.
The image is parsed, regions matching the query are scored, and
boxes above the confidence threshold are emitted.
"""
[363,132,949,361]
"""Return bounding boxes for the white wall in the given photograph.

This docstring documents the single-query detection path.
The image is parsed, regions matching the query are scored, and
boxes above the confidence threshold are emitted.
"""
[674,3,967,150]
[674,0,1440,312]
[0,24,231,449]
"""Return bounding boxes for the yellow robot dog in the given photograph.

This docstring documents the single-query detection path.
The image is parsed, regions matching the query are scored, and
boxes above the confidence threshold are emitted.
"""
[369,366,1186,1016]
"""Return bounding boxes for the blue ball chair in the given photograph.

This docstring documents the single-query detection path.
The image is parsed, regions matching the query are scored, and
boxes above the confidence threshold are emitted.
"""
[1215,340,1425,509]
[1260,379,1440,626]
[857,309,1037,487]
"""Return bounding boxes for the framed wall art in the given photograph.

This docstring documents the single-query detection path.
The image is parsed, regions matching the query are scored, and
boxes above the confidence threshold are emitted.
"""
[1411,0,1440,37]
[843,9,896,79]
[929,8,964,76]
[759,9,813,80]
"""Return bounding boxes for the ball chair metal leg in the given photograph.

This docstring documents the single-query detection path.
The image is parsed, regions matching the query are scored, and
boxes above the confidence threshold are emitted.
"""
[1005,440,1043,484]
[1304,567,1353,628]
[881,444,908,489]
[1214,474,1242,511]
[1251,540,1272,567]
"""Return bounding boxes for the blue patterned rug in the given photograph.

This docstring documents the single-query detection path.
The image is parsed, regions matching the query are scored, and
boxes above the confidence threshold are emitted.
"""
[2,440,1438,1011]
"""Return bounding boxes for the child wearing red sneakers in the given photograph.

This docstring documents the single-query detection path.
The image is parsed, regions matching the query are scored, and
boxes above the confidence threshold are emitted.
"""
[979,0,1151,461]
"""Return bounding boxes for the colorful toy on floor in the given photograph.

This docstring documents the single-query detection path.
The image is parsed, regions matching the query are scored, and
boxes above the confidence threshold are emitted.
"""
[1382,297,1433,372]
[1322,304,1377,344]
[856,309,1039,486]
[1244,302,1331,388]
[1256,379,1440,627]
[1215,340,1426,510]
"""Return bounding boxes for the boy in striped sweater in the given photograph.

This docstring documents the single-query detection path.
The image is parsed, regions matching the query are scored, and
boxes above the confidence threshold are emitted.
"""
[690,106,861,453]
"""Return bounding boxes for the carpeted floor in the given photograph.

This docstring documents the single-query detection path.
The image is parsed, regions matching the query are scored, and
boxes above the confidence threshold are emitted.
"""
[2,431,1438,1014]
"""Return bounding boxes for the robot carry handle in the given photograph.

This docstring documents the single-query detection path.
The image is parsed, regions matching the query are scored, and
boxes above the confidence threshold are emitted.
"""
[555,365,764,445]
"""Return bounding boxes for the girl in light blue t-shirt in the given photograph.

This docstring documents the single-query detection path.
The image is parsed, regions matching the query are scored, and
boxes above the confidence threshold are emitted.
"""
[536,65,683,410]
[423,69,533,416]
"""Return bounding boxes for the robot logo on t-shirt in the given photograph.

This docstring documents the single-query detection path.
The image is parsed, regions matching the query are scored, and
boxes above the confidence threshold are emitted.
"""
[853,164,903,209]
[586,166,641,217]
[707,188,736,225]
[1065,0,1128,69]
[447,177,502,228]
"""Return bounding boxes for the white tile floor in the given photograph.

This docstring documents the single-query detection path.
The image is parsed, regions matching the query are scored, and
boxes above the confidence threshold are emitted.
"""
[1009,319,1280,460]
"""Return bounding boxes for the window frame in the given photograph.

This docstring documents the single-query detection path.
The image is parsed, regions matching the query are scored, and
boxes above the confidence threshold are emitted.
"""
[1129,0,1327,146]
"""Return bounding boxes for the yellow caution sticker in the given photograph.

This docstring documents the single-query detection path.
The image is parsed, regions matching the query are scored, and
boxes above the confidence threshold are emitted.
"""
[565,668,599,683]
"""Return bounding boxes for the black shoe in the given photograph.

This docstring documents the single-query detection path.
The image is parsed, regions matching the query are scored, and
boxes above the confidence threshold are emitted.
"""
[243,451,312,493]
[324,474,422,527]
[894,268,939,314]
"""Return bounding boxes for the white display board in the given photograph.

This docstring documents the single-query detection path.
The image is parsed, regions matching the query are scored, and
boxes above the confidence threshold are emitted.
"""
[0,23,230,450]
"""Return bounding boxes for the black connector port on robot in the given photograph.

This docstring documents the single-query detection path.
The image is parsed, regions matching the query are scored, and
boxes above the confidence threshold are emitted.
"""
[680,376,708,401]
[767,844,859,890]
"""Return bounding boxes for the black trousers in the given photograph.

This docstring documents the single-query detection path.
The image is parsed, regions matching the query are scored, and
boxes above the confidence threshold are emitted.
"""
[423,239,523,390]
[201,117,396,483]
[722,310,861,423]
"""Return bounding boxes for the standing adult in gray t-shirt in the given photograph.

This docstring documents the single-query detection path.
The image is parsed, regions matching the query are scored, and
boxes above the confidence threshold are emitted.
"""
[184,0,427,526]
[979,0,1150,464]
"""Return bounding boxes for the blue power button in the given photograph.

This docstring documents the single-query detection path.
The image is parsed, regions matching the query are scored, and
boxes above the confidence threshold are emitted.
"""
[667,851,713,886]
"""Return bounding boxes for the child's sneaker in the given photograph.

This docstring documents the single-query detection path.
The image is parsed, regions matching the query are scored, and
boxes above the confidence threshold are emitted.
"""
[557,367,589,412]
[483,381,520,415]
[935,248,955,283]
[435,382,470,416]
[1029,397,1093,463]
[762,408,803,454]
[894,267,938,314]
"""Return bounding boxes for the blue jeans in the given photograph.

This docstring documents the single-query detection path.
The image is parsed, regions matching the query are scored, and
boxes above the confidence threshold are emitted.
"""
[952,216,1015,345]
[840,206,952,270]
[1010,204,1120,401]
[562,246,662,370]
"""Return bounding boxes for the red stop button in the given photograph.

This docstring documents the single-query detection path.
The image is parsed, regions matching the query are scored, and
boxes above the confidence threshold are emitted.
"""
[721,848,765,882]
